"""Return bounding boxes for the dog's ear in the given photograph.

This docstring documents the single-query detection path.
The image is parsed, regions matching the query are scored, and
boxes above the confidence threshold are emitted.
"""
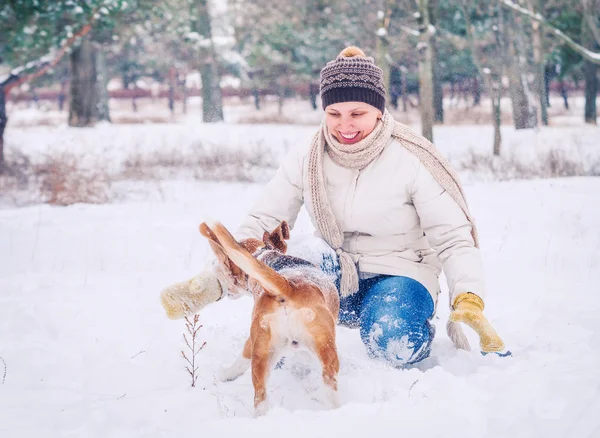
[263,221,290,253]
[280,221,290,240]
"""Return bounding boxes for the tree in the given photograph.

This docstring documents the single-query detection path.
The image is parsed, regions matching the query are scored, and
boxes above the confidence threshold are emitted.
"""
[528,0,549,126]
[429,0,444,123]
[192,0,224,122]
[417,0,435,142]
[503,6,538,130]
[0,1,129,170]
[500,0,600,63]
[501,0,599,124]
[458,0,505,155]
[69,37,100,126]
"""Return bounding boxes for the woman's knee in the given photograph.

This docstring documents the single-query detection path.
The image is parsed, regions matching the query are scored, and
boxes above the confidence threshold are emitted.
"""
[359,276,435,367]
[363,276,434,323]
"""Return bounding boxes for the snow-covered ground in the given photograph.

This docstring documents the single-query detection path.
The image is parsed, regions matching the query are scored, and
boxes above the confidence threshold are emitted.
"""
[1,117,599,437]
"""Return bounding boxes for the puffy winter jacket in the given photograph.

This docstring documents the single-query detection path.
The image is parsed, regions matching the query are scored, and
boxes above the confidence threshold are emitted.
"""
[237,137,485,306]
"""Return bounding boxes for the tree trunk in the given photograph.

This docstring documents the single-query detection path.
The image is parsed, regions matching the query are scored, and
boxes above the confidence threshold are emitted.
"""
[583,17,598,124]
[429,0,443,123]
[201,62,224,122]
[58,79,67,112]
[0,87,7,170]
[95,46,110,122]
[584,61,598,124]
[473,76,481,106]
[252,87,260,110]
[376,1,394,103]
[529,0,548,125]
[544,65,551,107]
[68,38,99,127]
[309,82,318,110]
[418,0,434,141]
[401,67,408,112]
[484,74,503,156]
[168,67,176,115]
[504,9,538,130]
[376,37,390,103]
[195,0,224,123]
[559,78,569,109]
[459,0,503,153]
[492,85,502,156]
[181,77,188,114]
[433,47,444,123]
[277,83,285,116]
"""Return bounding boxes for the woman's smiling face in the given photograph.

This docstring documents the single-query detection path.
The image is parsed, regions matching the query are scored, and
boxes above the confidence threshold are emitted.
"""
[325,102,382,145]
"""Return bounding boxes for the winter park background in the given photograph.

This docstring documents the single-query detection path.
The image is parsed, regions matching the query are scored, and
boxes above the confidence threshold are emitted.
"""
[1,1,600,437]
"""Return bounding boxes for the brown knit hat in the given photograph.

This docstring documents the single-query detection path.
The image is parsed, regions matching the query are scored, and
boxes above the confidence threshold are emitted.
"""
[319,46,386,112]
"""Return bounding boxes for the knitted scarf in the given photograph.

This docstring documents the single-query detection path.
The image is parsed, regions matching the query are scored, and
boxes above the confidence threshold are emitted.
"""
[308,110,479,297]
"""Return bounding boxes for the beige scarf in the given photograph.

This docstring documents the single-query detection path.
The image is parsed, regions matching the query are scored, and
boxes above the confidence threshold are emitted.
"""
[308,110,479,297]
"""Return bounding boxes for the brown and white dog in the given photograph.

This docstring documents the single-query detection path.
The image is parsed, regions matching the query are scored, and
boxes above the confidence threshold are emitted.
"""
[199,220,340,416]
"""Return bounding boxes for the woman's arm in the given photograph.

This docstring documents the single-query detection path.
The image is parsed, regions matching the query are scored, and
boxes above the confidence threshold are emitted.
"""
[236,145,306,239]
[410,160,486,303]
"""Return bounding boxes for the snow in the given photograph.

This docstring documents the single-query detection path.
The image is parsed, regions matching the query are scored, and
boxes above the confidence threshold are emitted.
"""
[376,27,387,37]
[1,119,600,436]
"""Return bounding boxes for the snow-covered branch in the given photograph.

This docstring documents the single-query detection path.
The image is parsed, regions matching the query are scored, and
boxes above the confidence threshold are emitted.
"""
[500,0,600,64]
[582,0,600,46]
[398,24,420,37]
[1,14,98,92]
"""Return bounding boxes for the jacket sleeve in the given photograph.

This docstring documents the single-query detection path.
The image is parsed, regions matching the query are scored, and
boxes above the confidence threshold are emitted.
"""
[411,161,486,302]
[236,145,306,240]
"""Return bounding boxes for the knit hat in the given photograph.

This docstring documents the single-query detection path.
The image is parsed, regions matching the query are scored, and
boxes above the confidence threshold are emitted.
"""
[319,46,386,113]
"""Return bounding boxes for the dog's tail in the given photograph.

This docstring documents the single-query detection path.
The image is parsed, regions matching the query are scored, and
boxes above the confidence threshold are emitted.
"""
[200,221,292,300]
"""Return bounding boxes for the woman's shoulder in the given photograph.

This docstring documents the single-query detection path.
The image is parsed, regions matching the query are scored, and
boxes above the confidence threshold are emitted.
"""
[385,137,422,169]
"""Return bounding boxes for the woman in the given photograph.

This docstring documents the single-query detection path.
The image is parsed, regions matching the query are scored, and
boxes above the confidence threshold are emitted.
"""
[161,47,507,367]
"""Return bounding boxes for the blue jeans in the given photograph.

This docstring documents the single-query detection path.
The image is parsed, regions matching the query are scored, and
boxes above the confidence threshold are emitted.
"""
[340,275,435,367]
[318,252,435,367]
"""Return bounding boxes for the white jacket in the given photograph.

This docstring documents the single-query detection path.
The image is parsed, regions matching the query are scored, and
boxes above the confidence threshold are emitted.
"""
[237,138,486,306]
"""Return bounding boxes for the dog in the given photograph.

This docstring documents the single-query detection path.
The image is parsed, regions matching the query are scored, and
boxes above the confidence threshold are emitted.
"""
[199,220,340,416]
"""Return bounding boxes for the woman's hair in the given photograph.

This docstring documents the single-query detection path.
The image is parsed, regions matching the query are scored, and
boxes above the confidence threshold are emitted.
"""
[319,46,386,112]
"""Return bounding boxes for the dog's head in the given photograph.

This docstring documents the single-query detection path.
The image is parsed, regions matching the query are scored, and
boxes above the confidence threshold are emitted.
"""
[199,221,290,298]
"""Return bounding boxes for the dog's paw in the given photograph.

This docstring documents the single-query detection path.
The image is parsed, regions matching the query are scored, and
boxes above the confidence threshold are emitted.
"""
[219,357,250,382]
[254,400,269,417]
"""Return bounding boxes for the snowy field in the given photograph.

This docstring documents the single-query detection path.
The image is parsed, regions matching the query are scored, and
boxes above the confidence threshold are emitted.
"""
[1,115,600,437]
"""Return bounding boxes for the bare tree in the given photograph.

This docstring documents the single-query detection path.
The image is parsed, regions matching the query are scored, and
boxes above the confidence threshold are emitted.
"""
[376,0,396,101]
[429,0,443,123]
[69,37,100,127]
[417,0,435,142]
[193,0,224,122]
[503,7,538,130]
[528,0,548,126]
[459,1,504,155]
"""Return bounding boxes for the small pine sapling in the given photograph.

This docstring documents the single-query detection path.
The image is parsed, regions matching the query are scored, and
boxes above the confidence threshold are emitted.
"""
[181,314,206,387]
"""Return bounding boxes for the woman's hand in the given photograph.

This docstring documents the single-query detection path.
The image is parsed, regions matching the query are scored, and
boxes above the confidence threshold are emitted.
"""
[450,292,509,355]
[160,270,224,319]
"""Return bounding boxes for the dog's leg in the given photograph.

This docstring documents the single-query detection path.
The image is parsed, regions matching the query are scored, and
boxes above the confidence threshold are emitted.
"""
[219,337,252,382]
[251,332,272,417]
[311,325,340,409]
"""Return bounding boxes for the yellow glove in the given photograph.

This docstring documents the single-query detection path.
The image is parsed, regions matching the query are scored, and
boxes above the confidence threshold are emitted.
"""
[160,269,224,319]
[449,292,507,354]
